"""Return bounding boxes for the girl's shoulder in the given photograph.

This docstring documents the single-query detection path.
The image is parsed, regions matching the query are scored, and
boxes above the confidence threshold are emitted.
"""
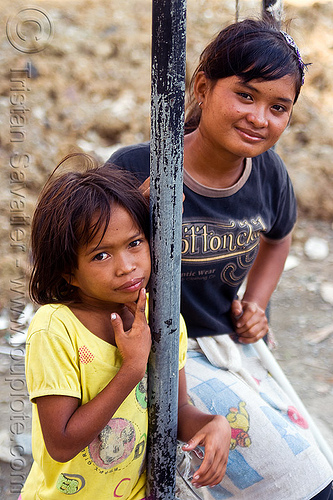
[252,148,291,185]
[27,303,80,341]
[108,142,150,182]
[253,148,286,172]
[109,141,150,163]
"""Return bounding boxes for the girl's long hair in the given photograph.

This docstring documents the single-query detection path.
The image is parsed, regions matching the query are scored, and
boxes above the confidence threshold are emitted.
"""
[185,18,306,133]
[29,154,149,305]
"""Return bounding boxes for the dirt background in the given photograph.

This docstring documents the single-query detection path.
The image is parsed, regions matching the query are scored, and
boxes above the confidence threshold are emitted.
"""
[0,0,332,496]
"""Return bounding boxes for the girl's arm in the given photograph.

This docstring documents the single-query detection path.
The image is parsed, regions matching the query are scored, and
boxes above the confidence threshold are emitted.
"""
[231,233,292,343]
[177,368,231,488]
[36,288,151,463]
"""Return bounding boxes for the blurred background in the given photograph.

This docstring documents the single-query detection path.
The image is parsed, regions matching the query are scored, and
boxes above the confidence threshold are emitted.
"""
[0,0,332,497]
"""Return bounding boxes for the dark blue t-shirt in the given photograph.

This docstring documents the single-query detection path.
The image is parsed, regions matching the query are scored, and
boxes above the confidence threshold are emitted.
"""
[109,142,297,338]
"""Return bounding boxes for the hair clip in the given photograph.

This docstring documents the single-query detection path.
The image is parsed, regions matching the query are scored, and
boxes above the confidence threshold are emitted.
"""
[280,31,306,85]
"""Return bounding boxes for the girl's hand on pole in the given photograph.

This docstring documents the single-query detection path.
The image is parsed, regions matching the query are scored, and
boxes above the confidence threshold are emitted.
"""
[231,299,268,343]
[182,415,231,488]
[139,177,151,201]
[140,176,185,212]
[111,288,151,379]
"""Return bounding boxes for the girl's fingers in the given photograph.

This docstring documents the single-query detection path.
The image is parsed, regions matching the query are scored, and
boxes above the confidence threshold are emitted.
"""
[183,416,230,488]
[234,302,268,340]
[110,312,124,335]
[236,316,268,341]
[139,177,150,200]
[182,437,201,452]
[231,299,243,320]
[132,288,147,329]
[237,318,263,335]
[124,288,147,321]
[135,287,147,314]
[192,452,227,487]
[111,288,146,337]
[182,440,224,487]
[110,313,127,350]
[234,302,258,327]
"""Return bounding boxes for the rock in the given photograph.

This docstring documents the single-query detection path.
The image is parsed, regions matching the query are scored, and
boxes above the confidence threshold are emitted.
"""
[0,310,9,331]
[6,304,35,346]
[0,430,12,463]
[320,283,333,305]
[315,383,331,395]
[304,237,329,261]
[15,432,32,457]
[284,255,300,271]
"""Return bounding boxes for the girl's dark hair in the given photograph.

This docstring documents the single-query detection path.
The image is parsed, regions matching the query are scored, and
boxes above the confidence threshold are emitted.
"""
[29,154,149,305]
[185,18,306,133]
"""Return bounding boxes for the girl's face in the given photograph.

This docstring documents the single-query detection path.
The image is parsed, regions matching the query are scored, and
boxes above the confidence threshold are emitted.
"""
[70,204,151,310]
[195,73,295,161]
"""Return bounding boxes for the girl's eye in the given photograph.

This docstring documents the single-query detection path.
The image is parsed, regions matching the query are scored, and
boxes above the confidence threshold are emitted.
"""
[238,92,252,101]
[129,239,142,249]
[272,104,287,113]
[93,252,109,261]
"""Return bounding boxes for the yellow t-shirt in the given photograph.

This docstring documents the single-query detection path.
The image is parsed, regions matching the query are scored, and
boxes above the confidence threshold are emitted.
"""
[21,303,187,500]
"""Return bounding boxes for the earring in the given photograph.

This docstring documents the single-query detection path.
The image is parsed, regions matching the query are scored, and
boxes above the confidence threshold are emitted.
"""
[198,101,203,108]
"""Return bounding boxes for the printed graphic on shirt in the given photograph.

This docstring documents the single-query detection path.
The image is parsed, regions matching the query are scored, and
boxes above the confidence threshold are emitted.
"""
[88,418,136,469]
[78,345,94,364]
[56,473,85,495]
[136,372,148,409]
[181,218,265,286]
[182,217,266,262]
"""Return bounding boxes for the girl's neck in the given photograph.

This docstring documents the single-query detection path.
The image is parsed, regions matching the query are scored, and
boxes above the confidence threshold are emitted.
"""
[68,302,133,346]
[184,130,245,189]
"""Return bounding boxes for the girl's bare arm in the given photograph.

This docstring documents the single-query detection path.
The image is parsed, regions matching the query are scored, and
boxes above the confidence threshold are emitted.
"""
[36,289,151,463]
[231,233,291,343]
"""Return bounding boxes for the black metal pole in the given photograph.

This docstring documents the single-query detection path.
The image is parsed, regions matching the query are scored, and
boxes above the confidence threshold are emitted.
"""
[262,0,283,25]
[147,1,187,499]
[262,0,282,327]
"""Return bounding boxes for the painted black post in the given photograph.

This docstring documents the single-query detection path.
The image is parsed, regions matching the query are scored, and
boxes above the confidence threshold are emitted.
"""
[262,0,282,325]
[147,1,187,499]
[262,0,283,24]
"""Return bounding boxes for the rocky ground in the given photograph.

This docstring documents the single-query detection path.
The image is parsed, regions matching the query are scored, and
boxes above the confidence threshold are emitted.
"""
[271,219,333,449]
[0,0,332,497]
